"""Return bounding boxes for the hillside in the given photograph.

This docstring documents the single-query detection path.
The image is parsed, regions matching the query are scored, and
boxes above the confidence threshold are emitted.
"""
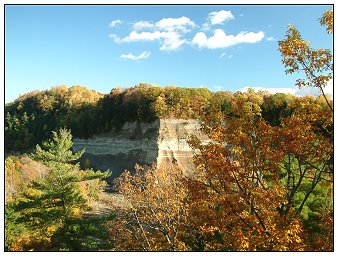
[6,84,332,152]
[5,83,213,151]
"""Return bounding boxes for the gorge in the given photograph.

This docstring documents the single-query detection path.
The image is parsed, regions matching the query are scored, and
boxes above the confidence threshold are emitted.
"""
[72,119,210,179]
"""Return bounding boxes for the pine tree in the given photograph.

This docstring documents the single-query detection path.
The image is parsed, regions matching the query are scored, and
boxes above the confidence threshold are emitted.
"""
[16,128,110,235]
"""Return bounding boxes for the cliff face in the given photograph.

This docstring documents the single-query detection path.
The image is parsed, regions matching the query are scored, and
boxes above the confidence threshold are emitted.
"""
[73,119,209,179]
[157,119,208,176]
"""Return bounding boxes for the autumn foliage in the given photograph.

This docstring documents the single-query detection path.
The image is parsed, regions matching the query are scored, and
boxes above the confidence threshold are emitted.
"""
[107,86,332,251]
[5,10,333,252]
[108,165,191,251]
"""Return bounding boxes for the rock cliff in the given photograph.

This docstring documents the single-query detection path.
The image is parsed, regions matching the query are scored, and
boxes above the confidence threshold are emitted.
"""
[73,119,209,179]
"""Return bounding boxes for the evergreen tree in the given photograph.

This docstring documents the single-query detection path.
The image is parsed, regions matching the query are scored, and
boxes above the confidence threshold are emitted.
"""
[16,128,110,236]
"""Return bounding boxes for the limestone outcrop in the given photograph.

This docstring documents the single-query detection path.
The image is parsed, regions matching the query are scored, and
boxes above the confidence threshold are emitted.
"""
[73,119,209,179]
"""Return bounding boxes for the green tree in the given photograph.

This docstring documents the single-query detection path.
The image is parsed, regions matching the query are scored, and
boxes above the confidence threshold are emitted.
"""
[14,128,110,248]
[5,204,26,251]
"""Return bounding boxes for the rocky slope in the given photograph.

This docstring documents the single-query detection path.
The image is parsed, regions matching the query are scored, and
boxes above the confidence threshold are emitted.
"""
[73,119,209,179]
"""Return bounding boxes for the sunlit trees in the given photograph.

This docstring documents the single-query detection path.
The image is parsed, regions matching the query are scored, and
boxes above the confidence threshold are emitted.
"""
[4,9,334,251]
[18,128,110,225]
[6,128,110,251]
[5,155,48,203]
[278,10,333,112]
[277,97,333,251]
[108,165,191,251]
[181,10,334,250]
[319,10,333,34]
[186,94,305,251]
[276,13,333,250]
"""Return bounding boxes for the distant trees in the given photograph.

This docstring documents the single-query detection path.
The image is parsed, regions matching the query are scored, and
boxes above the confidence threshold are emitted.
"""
[5,85,103,151]
[6,79,332,155]
[5,84,215,151]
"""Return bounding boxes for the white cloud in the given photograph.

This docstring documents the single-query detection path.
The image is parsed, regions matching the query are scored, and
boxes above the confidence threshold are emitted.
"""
[192,32,207,47]
[113,16,195,51]
[220,52,226,58]
[111,14,265,52]
[133,21,154,31]
[201,23,211,31]
[192,29,264,49]
[213,85,224,91]
[294,79,333,98]
[120,51,151,61]
[109,33,121,42]
[132,16,196,33]
[155,16,196,32]
[324,79,333,97]
[112,31,185,51]
[267,36,275,41]
[120,31,164,42]
[159,32,186,51]
[109,19,122,27]
[239,86,297,95]
[209,10,234,25]
[238,80,333,99]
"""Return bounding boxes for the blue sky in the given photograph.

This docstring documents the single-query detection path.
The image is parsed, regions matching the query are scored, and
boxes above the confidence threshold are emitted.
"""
[5,5,333,103]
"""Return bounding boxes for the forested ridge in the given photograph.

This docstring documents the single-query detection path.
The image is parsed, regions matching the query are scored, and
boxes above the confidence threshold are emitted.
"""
[4,10,333,251]
[5,83,332,152]
[5,84,214,151]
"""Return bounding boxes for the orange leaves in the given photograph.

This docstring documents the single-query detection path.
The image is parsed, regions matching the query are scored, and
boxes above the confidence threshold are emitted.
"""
[187,116,303,250]
[185,89,334,250]
[278,100,332,165]
[107,88,332,251]
[109,165,190,251]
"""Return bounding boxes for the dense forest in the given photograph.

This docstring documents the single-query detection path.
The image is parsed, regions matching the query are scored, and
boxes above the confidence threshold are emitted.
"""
[4,10,333,251]
[5,83,214,151]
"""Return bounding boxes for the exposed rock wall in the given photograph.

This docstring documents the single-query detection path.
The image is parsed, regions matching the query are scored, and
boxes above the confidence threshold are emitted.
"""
[157,119,209,176]
[73,119,209,179]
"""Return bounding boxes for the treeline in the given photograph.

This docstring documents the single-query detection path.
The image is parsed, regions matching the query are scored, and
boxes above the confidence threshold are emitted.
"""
[5,85,103,151]
[5,83,332,152]
[5,84,211,151]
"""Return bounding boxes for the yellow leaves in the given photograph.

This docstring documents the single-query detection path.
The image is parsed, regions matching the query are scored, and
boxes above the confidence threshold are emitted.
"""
[9,233,52,251]
[279,10,333,111]
[199,225,220,235]
[239,235,250,250]
[71,206,82,217]
[320,10,333,34]
[278,26,311,75]
[239,210,250,218]
[110,164,189,251]
[25,187,43,198]
[46,224,58,235]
